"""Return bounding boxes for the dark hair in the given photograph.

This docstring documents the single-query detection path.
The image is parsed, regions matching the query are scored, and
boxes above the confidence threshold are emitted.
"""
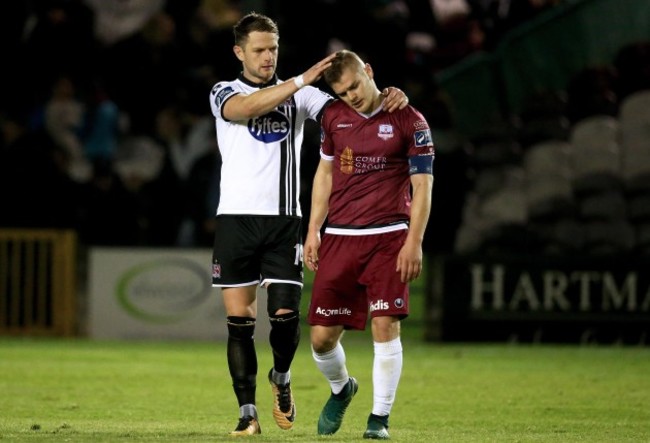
[233,12,279,46]
[323,50,363,86]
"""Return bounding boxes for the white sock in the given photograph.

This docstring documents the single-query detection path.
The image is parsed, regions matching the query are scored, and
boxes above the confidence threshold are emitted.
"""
[312,341,349,395]
[372,337,403,416]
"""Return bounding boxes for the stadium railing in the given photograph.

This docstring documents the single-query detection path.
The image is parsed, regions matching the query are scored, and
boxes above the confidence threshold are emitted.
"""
[0,229,78,336]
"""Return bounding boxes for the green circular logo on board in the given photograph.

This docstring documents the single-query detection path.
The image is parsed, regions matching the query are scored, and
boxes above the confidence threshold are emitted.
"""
[116,258,211,324]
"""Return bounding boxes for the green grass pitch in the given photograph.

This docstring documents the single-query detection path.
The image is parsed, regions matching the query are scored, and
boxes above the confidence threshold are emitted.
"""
[1,334,649,442]
[1,265,649,441]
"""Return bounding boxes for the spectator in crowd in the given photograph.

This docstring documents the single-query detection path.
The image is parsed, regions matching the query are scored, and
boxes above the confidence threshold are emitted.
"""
[0,109,82,229]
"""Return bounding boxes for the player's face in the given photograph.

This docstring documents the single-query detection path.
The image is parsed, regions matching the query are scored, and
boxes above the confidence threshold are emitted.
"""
[236,31,278,84]
[331,64,379,114]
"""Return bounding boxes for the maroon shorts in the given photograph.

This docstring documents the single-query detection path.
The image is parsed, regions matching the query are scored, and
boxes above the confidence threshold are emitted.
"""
[307,230,410,330]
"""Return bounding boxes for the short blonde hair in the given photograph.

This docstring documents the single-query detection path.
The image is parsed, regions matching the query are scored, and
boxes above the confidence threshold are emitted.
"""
[323,50,365,86]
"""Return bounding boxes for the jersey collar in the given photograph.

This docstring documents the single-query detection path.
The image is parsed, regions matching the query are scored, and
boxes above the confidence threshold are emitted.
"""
[238,73,279,89]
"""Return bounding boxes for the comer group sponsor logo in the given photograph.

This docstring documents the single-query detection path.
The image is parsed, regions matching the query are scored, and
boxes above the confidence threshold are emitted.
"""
[339,146,388,175]
[248,111,290,143]
[116,258,211,324]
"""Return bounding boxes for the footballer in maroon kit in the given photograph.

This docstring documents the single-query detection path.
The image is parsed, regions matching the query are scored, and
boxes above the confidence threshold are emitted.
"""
[305,50,434,440]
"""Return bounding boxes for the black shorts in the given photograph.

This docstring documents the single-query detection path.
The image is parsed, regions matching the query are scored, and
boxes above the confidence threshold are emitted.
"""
[211,215,303,287]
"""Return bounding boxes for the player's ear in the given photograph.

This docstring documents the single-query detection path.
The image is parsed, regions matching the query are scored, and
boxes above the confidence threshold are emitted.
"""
[233,45,245,62]
[364,63,374,80]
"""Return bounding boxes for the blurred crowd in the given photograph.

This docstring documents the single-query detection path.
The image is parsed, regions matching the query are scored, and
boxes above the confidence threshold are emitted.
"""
[0,0,563,250]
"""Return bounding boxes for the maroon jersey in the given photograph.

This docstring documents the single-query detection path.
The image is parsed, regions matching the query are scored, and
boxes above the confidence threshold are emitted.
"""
[320,100,434,231]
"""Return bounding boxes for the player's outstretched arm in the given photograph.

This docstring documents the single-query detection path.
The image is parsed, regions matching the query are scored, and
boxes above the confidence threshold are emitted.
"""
[223,53,336,121]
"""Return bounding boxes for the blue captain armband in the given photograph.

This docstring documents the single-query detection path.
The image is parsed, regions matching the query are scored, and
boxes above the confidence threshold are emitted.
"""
[408,155,434,175]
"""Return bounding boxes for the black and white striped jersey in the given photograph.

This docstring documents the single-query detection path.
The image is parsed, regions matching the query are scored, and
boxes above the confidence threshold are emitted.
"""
[209,74,333,217]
